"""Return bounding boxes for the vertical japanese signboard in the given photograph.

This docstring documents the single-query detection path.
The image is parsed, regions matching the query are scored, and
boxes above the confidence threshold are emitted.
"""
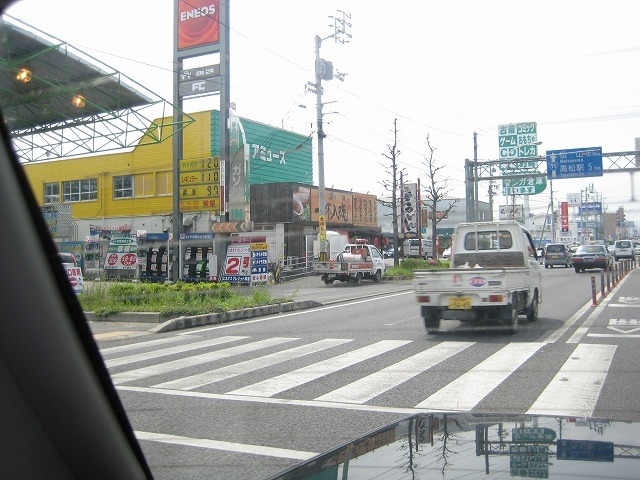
[250,242,269,284]
[352,193,378,227]
[561,201,569,232]
[499,122,538,160]
[402,183,418,236]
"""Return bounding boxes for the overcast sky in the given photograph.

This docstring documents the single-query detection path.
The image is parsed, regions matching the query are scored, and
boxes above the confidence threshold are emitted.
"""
[7,0,640,218]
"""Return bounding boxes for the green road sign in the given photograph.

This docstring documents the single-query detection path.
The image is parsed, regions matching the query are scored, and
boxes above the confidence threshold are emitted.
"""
[503,176,547,195]
[512,428,557,443]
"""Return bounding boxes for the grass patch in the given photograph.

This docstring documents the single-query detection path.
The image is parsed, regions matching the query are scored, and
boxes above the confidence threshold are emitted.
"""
[79,281,294,317]
[384,258,450,277]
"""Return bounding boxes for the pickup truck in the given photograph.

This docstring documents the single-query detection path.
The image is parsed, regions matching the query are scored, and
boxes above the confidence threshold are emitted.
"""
[413,221,542,334]
[314,241,386,285]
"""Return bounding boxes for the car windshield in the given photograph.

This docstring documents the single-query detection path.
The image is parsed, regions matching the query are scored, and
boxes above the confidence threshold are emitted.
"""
[576,245,606,254]
[3,1,640,479]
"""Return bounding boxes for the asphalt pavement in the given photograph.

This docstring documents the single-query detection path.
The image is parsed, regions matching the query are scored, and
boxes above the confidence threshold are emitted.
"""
[88,271,413,341]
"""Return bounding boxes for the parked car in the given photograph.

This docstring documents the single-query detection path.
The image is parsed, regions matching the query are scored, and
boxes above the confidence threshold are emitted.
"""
[58,252,84,294]
[383,247,396,258]
[571,244,614,272]
[441,246,451,259]
[634,241,640,256]
[403,238,433,259]
[613,239,635,261]
[544,243,572,268]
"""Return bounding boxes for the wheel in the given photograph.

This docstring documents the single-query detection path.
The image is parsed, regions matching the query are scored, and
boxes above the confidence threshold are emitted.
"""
[574,266,580,273]
[324,279,333,285]
[423,316,441,333]
[373,269,382,283]
[506,304,518,334]
[545,264,549,269]
[354,272,363,285]
[526,292,539,322]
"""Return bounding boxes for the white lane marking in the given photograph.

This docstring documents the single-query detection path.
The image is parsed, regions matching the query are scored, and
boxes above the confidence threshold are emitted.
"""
[315,342,474,404]
[527,344,616,417]
[414,343,545,411]
[110,337,298,385]
[119,385,422,415]
[100,337,186,355]
[227,340,411,398]
[135,431,317,460]
[542,271,631,344]
[566,294,614,343]
[153,338,353,390]
[105,336,247,367]
[179,291,413,335]
[587,334,640,338]
[541,301,592,344]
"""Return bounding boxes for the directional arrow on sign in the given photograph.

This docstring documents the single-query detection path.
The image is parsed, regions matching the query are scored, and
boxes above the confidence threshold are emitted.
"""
[607,319,640,333]
[212,221,254,233]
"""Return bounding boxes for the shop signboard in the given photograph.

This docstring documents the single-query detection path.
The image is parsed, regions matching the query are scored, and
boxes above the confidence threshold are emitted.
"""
[498,122,538,160]
[221,242,251,283]
[104,234,138,270]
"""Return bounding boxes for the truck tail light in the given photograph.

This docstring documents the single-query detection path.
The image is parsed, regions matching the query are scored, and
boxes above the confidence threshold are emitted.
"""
[417,295,430,303]
[489,294,503,303]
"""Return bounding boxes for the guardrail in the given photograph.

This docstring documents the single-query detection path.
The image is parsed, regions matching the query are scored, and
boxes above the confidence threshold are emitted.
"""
[269,255,314,284]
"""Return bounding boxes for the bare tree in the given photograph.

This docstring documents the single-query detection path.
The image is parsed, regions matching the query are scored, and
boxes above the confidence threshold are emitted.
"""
[378,118,402,266]
[422,135,458,259]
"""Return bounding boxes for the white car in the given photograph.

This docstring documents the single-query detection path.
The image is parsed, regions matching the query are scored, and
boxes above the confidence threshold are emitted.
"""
[442,247,451,259]
[613,239,635,261]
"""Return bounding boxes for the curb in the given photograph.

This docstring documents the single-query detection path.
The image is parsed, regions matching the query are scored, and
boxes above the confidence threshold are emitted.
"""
[150,300,321,333]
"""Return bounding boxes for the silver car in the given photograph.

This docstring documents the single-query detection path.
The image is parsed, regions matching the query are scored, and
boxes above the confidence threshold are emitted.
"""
[544,243,572,268]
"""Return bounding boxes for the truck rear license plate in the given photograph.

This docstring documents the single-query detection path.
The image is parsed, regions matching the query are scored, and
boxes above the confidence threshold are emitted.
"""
[449,296,472,310]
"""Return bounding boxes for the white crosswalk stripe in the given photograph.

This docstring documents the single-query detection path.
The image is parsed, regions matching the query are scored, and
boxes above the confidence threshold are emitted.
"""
[414,342,545,411]
[226,340,411,398]
[107,337,618,416]
[110,337,298,385]
[315,341,474,404]
[105,336,248,368]
[153,338,353,390]
[527,343,617,417]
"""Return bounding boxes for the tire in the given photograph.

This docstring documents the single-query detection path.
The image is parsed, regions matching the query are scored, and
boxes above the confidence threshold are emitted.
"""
[545,264,549,269]
[574,266,580,273]
[506,304,518,334]
[526,292,539,322]
[373,270,382,283]
[324,279,333,285]
[423,316,440,333]
[354,272,363,285]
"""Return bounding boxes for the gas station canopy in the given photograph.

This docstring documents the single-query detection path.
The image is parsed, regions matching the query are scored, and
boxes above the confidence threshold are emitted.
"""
[0,15,193,162]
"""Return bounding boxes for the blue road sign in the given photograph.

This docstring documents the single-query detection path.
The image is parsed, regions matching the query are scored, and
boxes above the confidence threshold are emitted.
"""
[546,147,603,180]
[556,439,614,462]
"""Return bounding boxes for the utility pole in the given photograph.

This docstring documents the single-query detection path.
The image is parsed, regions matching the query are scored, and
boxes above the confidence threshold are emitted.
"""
[308,10,351,261]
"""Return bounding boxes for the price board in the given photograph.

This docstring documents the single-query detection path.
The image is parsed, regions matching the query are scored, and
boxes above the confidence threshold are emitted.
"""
[180,184,220,198]
[179,198,221,213]
[179,156,221,214]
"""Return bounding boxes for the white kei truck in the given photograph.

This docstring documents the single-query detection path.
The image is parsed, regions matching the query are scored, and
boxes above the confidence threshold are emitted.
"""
[413,221,542,334]
[314,240,386,285]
